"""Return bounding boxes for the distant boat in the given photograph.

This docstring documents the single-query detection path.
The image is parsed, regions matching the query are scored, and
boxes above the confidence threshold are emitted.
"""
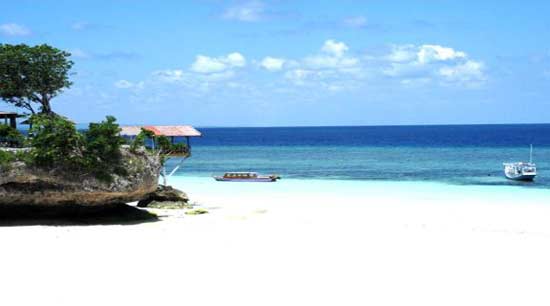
[214,172,280,182]
[503,145,537,181]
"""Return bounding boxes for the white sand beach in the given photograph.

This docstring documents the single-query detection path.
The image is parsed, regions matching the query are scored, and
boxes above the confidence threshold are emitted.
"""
[2,177,550,306]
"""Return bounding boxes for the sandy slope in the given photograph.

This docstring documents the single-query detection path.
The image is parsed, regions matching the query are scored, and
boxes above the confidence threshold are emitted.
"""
[1,178,550,306]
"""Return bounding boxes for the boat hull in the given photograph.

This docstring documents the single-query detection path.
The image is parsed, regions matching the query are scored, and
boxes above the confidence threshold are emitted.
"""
[503,162,536,182]
[505,174,536,181]
[214,177,277,182]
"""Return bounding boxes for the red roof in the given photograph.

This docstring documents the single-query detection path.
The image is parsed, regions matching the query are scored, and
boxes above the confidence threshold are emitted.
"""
[120,125,201,137]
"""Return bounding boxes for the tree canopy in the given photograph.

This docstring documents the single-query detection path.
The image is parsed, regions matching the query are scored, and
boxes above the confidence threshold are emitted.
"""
[0,44,73,114]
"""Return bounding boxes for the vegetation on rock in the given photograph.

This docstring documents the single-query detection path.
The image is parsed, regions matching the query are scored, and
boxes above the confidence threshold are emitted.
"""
[83,115,127,180]
[0,150,16,170]
[26,114,128,181]
[28,113,84,168]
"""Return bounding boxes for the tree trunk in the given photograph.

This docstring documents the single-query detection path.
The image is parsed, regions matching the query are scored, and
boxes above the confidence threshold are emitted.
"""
[40,95,52,114]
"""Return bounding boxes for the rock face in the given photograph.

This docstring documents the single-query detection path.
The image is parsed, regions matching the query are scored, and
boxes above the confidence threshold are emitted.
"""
[137,185,189,208]
[0,148,161,206]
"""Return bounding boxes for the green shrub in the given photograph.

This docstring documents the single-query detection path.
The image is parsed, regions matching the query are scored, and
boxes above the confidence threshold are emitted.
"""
[156,135,172,153]
[0,150,16,169]
[83,116,126,179]
[0,124,25,147]
[130,128,155,152]
[28,114,84,168]
[27,114,128,182]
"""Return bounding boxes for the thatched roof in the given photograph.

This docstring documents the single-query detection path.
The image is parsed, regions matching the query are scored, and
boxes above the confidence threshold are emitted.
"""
[120,125,202,137]
[0,111,25,118]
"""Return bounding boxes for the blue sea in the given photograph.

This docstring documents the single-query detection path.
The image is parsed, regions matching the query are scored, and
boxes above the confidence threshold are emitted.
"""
[164,124,550,189]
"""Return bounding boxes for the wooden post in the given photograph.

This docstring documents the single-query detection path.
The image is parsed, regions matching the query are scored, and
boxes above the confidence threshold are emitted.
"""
[9,115,16,129]
[162,165,167,186]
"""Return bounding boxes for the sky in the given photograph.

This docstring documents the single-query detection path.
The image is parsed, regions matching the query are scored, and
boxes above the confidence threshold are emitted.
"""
[1,0,550,126]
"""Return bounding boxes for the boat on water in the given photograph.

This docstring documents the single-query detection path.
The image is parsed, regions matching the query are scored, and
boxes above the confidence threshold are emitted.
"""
[214,172,280,182]
[503,145,537,181]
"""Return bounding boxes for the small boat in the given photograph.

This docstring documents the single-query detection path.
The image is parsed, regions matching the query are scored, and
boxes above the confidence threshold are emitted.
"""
[214,172,280,182]
[503,145,537,181]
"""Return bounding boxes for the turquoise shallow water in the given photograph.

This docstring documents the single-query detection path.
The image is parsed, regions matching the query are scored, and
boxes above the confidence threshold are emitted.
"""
[165,146,550,189]
[168,176,550,204]
[163,125,550,189]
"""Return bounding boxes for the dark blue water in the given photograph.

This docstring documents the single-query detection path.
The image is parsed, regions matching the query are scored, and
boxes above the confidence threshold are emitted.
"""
[164,125,550,188]
[189,125,550,147]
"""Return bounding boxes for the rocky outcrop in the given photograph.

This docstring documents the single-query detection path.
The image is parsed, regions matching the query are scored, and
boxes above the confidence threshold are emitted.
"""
[0,147,161,206]
[137,185,189,209]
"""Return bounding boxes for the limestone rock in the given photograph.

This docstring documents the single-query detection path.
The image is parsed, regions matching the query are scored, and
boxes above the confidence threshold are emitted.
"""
[137,185,189,208]
[0,148,161,206]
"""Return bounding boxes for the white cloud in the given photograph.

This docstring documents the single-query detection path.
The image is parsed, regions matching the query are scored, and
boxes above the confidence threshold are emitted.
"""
[304,55,359,70]
[321,39,349,57]
[222,1,265,22]
[385,44,466,64]
[114,80,135,89]
[149,68,238,94]
[439,60,486,84]
[302,40,359,70]
[226,52,246,67]
[284,69,313,85]
[191,52,246,73]
[191,56,227,73]
[114,40,487,103]
[260,56,286,71]
[280,40,363,91]
[153,69,185,83]
[417,44,466,64]
[400,77,432,87]
[0,23,31,36]
[143,52,247,94]
[382,44,485,87]
[343,16,367,28]
[203,70,237,82]
[385,44,417,62]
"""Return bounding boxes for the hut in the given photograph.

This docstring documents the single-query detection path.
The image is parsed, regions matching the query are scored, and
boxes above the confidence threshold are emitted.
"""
[0,111,24,129]
[120,125,202,147]
[120,125,202,184]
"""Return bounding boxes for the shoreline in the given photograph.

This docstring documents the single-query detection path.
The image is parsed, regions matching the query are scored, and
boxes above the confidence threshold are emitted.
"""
[170,175,550,201]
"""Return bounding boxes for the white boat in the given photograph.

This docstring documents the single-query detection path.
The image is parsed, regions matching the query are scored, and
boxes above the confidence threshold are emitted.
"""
[214,172,280,182]
[503,145,537,181]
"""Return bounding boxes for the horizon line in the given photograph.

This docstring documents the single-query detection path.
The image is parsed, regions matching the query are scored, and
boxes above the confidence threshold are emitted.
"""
[101,122,550,129]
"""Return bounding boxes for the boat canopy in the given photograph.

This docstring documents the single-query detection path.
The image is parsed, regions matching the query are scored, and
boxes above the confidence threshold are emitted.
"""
[224,172,258,178]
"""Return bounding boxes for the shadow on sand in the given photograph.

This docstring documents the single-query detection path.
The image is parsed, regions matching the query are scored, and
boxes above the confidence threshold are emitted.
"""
[0,203,159,226]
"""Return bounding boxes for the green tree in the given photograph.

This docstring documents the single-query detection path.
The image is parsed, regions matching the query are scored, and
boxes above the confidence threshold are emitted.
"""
[0,44,73,114]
